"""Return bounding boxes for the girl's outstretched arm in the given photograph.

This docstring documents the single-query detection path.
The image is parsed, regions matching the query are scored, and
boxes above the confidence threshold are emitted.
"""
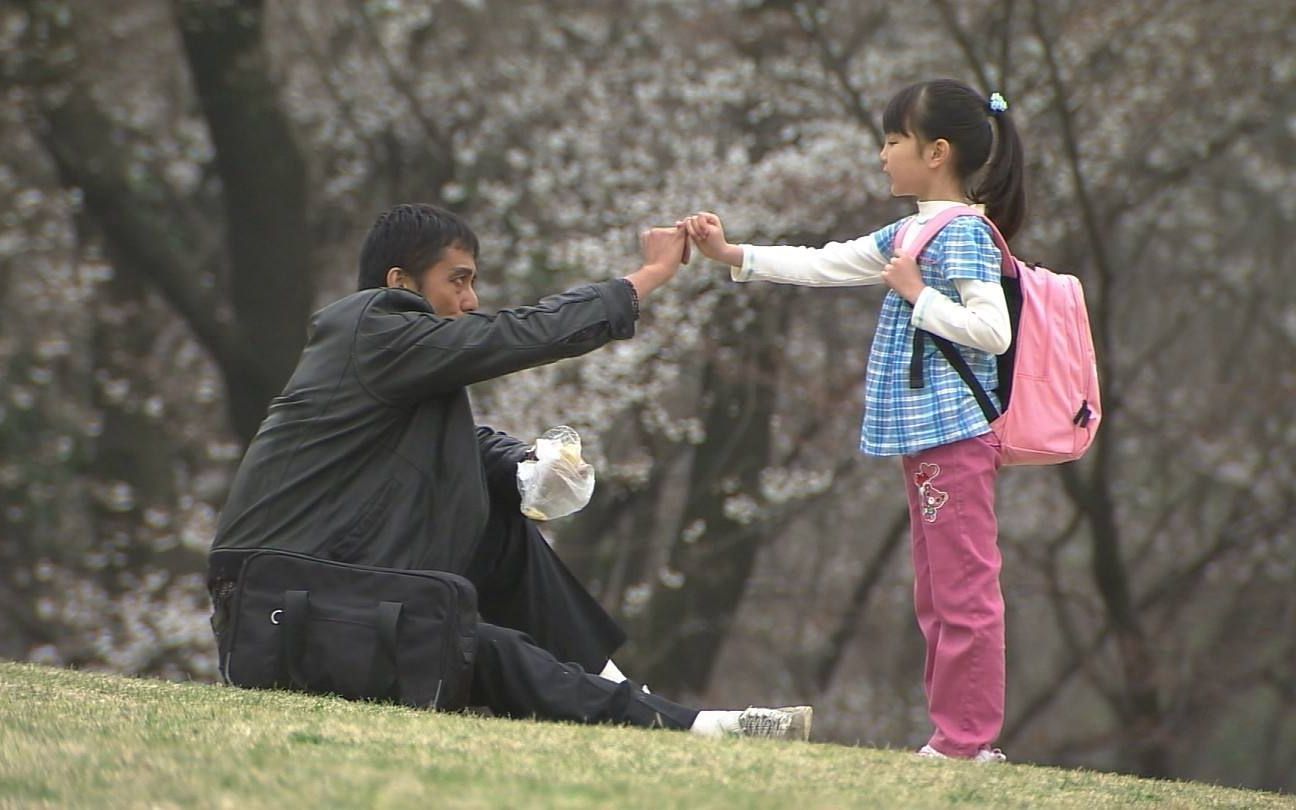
[683,212,886,288]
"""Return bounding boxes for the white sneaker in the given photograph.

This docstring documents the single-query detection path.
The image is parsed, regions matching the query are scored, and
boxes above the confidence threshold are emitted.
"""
[733,706,813,741]
[918,743,1007,763]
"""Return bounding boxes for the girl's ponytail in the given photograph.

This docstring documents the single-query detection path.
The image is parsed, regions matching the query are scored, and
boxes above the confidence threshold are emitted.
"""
[975,102,1026,241]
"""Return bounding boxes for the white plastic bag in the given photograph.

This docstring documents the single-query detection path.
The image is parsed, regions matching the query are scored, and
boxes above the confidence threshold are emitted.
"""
[517,426,595,521]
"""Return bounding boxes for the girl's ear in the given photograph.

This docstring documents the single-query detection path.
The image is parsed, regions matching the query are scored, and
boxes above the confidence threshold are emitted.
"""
[927,138,952,168]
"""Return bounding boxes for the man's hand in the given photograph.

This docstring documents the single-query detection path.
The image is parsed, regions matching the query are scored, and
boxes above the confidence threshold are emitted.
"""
[682,212,744,267]
[625,225,689,299]
[881,251,926,304]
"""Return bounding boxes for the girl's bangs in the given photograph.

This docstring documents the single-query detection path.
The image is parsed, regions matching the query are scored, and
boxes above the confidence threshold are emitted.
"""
[882,83,923,135]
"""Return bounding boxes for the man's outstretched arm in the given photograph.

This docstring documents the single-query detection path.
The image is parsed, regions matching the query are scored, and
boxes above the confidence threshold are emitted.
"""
[357,227,689,405]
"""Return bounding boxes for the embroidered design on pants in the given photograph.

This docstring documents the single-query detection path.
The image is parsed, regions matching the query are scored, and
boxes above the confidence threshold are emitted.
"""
[913,462,948,523]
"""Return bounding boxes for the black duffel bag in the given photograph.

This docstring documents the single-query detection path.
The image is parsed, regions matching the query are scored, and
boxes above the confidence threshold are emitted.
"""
[218,549,478,711]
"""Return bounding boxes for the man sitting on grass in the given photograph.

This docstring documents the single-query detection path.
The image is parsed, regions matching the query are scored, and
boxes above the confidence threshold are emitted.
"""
[207,203,812,741]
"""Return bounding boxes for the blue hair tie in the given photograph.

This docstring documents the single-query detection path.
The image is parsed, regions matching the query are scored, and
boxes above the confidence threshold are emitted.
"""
[988,92,1009,115]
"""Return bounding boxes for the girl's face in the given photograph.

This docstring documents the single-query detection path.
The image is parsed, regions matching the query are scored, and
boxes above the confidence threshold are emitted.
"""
[880,131,930,198]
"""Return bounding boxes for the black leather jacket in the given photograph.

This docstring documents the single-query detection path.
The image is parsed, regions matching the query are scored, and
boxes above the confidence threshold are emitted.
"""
[209,279,636,579]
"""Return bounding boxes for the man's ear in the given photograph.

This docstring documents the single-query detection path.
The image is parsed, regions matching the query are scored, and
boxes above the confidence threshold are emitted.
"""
[384,267,406,289]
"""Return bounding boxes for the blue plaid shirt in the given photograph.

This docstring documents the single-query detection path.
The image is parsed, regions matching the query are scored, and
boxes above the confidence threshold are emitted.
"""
[862,215,1002,456]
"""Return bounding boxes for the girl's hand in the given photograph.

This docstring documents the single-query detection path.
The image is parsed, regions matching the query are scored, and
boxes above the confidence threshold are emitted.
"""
[681,212,744,267]
[881,251,926,304]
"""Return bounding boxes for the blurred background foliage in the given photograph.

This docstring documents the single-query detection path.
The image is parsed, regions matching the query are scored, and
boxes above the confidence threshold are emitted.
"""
[0,0,1293,790]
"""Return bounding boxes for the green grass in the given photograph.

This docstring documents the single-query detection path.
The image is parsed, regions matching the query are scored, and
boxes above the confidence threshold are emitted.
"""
[1,662,1290,809]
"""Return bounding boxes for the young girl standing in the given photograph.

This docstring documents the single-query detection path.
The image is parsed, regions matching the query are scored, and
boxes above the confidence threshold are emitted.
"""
[684,78,1025,762]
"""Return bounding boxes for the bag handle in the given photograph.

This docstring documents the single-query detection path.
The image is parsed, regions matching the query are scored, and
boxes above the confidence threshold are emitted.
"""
[280,592,404,701]
[366,601,403,700]
[281,590,311,689]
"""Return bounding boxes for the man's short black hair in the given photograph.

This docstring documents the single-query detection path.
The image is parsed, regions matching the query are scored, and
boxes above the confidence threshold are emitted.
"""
[356,203,480,291]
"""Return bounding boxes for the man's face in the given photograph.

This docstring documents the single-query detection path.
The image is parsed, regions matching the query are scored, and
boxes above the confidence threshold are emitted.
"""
[398,244,479,317]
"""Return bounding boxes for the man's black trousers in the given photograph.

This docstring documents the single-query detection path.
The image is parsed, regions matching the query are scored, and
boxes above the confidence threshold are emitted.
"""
[462,506,699,730]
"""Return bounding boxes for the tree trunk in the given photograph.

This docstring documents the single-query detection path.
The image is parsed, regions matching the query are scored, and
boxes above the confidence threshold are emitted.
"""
[635,293,790,693]
[21,0,314,443]
[1062,459,1168,776]
[173,0,313,440]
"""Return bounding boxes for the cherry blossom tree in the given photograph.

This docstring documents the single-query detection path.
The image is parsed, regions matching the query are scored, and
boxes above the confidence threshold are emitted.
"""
[1,0,1292,790]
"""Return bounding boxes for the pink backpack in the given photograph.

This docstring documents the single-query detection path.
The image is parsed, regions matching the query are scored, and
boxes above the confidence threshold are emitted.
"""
[896,206,1101,466]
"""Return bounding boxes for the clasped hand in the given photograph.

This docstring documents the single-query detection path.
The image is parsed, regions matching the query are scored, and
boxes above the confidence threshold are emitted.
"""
[880,252,925,304]
[639,224,691,270]
[678,212,743,268]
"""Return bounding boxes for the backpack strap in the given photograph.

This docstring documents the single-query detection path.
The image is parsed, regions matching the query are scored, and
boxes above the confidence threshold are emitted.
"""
[895,206,1015,424]
[928,335,1001,423]
[892,205,1015,278]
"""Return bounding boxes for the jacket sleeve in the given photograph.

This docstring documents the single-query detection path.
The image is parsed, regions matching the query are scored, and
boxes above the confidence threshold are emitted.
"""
[477,425,530,511]
[356,280,636,405]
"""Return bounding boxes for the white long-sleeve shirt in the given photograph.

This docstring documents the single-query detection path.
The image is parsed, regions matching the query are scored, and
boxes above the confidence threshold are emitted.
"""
[731,201,1011,355]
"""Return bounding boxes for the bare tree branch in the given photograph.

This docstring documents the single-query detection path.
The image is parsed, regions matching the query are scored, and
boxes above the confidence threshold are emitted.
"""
[927,0,992,92]
[348,0,456,194]
[1004,495,1278,746]
[1029,0,1115,351]
[813,506,908,692]
[788,1,884,147]
[13,6,242,392]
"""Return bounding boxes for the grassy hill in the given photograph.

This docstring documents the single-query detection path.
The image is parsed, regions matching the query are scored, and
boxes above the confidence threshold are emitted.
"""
[1,661,1290,809]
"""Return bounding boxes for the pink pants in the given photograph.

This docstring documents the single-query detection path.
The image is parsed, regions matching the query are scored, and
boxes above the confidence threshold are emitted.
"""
[902,432,1004,757]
